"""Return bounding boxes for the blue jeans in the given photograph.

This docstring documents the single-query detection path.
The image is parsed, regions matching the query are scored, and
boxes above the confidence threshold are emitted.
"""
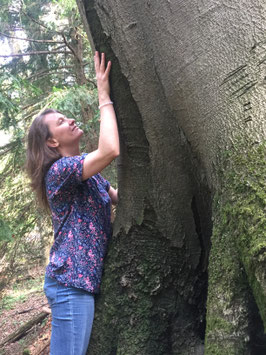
[44,276,95,355]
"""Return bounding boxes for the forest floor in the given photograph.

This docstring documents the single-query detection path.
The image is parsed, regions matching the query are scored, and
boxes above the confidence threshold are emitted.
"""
[0,266,51,355]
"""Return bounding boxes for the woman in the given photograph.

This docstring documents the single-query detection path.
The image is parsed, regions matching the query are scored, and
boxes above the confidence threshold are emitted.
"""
[26,52,119,355]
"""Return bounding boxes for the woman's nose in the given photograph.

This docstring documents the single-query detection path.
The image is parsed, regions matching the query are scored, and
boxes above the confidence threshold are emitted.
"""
[68,118,75,125]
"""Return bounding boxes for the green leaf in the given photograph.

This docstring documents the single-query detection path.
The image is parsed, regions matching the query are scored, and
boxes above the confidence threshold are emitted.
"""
[0,215,13,241]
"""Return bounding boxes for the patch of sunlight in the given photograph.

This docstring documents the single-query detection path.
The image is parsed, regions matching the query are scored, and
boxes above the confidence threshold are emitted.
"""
[0,130,11,147]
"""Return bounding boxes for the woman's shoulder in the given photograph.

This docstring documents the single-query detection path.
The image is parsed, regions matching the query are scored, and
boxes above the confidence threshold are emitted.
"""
[45,155,86,185]
[48,155,85,172]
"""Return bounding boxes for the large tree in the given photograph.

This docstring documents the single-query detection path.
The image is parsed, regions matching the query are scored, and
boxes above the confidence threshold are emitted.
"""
[76,0,266,354]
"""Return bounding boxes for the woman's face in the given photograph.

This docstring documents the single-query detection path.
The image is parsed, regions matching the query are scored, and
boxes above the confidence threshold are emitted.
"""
[44,112,84,149]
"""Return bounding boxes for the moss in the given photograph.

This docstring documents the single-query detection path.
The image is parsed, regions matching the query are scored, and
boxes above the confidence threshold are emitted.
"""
[205,342,245,355]
[222,143,266,325]
[205,141,266,354]
[205,226,250,353]
[207,316,236,334]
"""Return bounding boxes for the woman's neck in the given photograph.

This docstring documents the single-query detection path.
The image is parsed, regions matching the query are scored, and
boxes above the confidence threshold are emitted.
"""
[58,146,80,157]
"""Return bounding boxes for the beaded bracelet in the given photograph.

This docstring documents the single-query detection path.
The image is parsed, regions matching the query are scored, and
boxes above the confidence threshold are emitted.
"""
[98,101,113,109]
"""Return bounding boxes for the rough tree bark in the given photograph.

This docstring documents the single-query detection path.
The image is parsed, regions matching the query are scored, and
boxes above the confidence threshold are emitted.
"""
[68,27,97,152]
[76,0,266,354]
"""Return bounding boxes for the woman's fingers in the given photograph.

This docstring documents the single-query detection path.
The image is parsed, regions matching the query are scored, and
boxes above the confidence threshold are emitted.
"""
[105,61,112,77]
[95,51,111,75]
[94,51,100,73]
[95,51,111,94]
[100,52,105,72]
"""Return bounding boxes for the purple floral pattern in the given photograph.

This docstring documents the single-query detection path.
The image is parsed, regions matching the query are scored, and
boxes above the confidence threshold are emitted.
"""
[45,154,111,294]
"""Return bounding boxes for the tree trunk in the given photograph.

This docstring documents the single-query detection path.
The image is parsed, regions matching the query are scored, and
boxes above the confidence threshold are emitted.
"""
[69,26,96,151]
[76,0,266,353]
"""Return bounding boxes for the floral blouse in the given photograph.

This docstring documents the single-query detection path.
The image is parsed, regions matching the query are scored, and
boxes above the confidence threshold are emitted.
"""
[45,154,111,294]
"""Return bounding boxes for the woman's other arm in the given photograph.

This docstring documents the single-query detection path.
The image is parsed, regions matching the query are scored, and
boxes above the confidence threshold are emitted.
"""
[108,186,118,205]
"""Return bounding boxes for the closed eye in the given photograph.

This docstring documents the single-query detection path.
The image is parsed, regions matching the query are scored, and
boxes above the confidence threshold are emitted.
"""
[57,117,65,125]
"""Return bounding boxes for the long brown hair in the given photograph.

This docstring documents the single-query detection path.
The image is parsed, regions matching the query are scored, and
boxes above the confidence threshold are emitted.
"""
[26,109,62,210]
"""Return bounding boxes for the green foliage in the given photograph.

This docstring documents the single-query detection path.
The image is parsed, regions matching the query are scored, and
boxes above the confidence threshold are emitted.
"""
[52,0,79,18]
[0,0,96,128]
[46,85,98,127]
[0,216,12,241]
[1,293,27,311]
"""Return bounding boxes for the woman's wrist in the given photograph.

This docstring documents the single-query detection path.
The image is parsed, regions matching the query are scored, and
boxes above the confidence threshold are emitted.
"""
[98,94,111,105]
[99,101,113,109]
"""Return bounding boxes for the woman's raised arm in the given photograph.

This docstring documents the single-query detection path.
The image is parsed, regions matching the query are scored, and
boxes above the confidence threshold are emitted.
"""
[82,52,119,181]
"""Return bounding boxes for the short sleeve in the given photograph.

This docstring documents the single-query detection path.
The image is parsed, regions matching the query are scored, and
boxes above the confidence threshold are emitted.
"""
[96,173,110,192]
[46,155,85,200]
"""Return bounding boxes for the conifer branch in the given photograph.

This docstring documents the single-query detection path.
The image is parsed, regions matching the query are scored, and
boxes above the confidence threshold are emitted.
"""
[21,10,63,35]
[0,50,72,58]
[0,31,64,44]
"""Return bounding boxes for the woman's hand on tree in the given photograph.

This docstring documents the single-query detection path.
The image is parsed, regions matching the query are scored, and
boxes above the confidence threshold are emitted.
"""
[81,51,119,181]
[94,51,111,104]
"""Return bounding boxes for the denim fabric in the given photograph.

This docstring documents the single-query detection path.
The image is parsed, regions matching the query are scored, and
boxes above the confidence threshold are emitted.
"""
[44,276,94,355]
